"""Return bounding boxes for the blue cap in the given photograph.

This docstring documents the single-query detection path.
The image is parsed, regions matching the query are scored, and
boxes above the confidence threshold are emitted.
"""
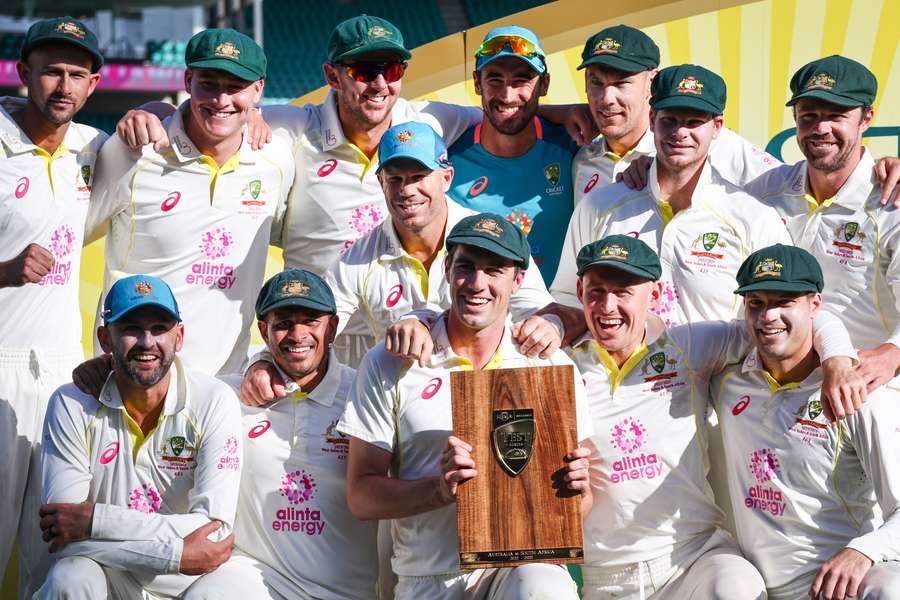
[103,275,181,325]
[475,26,546,74]
[377,122,450,172]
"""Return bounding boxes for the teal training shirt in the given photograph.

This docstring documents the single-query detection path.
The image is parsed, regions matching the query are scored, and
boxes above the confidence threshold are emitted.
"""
[447,117,578,285]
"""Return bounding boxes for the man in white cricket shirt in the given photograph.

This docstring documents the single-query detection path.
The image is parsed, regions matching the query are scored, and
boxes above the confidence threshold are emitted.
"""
[36,275,242,599]
[0,16,106,598]
[186,268,379,599]
[715,244,900,600]
[745,55,900,394]
[338,214,595,599]
[85,28,294,376]
[569,236,858,599]
[553,63,790,327]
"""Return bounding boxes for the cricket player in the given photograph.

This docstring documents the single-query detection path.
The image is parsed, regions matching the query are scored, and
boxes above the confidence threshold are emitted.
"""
[85,28,295,376]
[185,269,378,599]
[447,26,579,284]
[572,24,780,197]
[338,213,595,599]
[552,64,790,326]
[715,244,900,599]
[744,55,900,393]
[36,275,243,599]
[569,236,858,599]
[0,16,105,597]
[242,122,585,404]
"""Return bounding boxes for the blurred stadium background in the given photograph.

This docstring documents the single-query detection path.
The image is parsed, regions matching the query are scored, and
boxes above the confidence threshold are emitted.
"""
[3,0,900,597]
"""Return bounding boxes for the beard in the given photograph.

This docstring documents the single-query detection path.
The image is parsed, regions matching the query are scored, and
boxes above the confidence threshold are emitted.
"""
[113,343,175,387]
[801,136,857,173]
[483,100,539,135]
[36,93,78,126]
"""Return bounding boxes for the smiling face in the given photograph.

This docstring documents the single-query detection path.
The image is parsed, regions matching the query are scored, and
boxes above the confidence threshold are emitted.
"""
[793,98,871,174]
[585,64,653,145]
[474,56,549,135]
[743,290,821,366]
[324,50,403,130]
[377,158,451,235]
[184,67,263,144]
[577,266,660,364]
[17,44,99,126]
[259,306,337,384]
[98,307,183,388]
[445,245,524,333]
[650,107,723,173]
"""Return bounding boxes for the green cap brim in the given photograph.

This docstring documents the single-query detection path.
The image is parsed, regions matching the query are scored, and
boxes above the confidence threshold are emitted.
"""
[22,35,103,71]
[187,57,263,81]
[577,259,660,280]
[785,88,866,107]
[335,40,411,62]
[651,95,723,115]
[734,279,821,295]
[258,296,336,319]
[447,235,529,269]
[577,54,652,73]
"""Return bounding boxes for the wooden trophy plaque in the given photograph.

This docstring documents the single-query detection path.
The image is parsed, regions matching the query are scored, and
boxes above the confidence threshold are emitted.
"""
[450,365,584,569]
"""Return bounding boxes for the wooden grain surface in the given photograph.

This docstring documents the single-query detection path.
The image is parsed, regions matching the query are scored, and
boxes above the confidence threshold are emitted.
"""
[451,365,584,569]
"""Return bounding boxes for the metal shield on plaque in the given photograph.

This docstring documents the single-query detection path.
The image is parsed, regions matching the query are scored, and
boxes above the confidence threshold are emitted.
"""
[491,409,535,476]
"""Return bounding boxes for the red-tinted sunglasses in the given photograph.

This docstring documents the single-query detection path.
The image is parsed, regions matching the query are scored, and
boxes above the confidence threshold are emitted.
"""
[339,61,408,83]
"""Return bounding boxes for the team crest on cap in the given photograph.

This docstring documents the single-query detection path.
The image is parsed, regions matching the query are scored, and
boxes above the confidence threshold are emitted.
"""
[281,280,310,297]
[396,129,413,142]
[753,258,783,278]
[368,25,389,39]
[677,76,704,95]
[135,280,153,295]
[215,42,241,59]
[472,218,503,238]
[599,243,629,260]
[544,163,560,186]
[591,38,621,55]
[56,21,86,39]
[805,72,836,91]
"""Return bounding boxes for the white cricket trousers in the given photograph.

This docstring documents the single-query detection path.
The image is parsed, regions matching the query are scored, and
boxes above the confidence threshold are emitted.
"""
[767,560,900,600]
[0,347,82,600]
[582,529,766,600]
[395,563,579,600]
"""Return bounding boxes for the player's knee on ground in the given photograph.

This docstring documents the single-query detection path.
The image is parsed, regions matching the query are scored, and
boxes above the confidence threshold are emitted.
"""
[494,564,579,600]
[858,561,900,600]
[37,556,107,599]
[687,551,765,600]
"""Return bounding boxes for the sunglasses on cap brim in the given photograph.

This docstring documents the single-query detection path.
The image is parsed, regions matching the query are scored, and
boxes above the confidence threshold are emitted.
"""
[476,35,541,58]
[338,60,407,83]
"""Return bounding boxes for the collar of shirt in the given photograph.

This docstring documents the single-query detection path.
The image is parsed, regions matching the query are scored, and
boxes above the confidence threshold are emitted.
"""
[571,313,666,392]
[784,149,876,212]
[600,127,655,163]
[274,348,341,407]
[426,312,518,371]
[97,356,187,417]
[320,90,413,153]
[648,158,715,224]
[379,199,473,261]
[0,99,91,157]
[164,100,258,166]
[740,348,823,392]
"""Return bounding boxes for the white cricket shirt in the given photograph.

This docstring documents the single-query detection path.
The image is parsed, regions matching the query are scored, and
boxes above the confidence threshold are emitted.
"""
[0,101,107,352]
[86,102,294,375]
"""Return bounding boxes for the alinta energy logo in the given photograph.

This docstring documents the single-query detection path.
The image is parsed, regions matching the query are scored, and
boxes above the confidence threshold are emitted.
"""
[341,204,385,253]
[129,482,162,514]
[273,469,325,535]
[187,227,237,289]
[40,224,76,286]
[216,435,240,471]
[745,448,786,517]
[608,417,662,484]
